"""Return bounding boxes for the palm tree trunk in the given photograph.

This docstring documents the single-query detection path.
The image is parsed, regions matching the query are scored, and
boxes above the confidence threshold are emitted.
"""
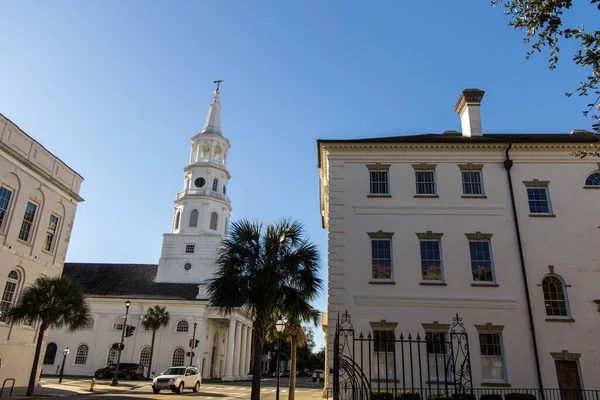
[27,326,46,396]
[251,313,267,400]
[288,336,298,400]
[147,329,156,379]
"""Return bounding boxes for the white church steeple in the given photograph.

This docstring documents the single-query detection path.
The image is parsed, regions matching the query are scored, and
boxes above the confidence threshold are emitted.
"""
[156,82,232,284]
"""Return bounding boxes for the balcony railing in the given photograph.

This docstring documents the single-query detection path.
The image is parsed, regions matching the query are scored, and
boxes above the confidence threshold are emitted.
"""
[176,189,228,202]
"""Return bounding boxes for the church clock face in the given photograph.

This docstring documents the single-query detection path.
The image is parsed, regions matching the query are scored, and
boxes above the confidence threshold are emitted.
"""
[194,177,206,188]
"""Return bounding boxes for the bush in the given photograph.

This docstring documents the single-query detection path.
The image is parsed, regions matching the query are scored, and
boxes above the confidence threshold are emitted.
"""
[505,394,537,400]
[428,395,452,400]
[397,391,421,400]
[453,394,476,400]
[369,391,394,400]
[480,395,502,400]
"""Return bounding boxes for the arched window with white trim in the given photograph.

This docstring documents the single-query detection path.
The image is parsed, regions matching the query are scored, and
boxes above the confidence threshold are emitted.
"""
[542,275,571,317]
[107,347,118,365]
[189,209,199,228]
[0,270,21,323]
[174,210,181,230]
[172,348,185,366]
[75,344,89,365]
[212,178,219,192]
[43,343,58,365]
[176,320,189,333]
[210,212,218,231]
[585,172,600,187]
[139,346,151,372]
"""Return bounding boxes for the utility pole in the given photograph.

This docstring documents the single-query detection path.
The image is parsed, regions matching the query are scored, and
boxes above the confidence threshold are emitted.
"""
[110,300,130,386]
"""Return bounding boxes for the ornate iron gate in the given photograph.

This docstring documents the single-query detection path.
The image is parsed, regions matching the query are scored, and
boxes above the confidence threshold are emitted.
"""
[332,311,472,400]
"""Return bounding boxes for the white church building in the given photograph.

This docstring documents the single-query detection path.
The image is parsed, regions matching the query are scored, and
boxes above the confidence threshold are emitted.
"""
[45,86,254,381]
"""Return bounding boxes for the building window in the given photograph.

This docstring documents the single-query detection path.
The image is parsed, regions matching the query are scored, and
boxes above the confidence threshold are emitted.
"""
[75,344,89,365]
[542,275,570,317]
[466,234,495,283]
[0,270,20,323]
[366,164,391,195]
[107,347,118,365]
[172,348,185,366]
[113,318,125,331]
[373,330,395,378]
[523,180,552,214]
[426,332,449,381]
[415,171,437,195]
[176,320,189,333]
[585,172,600,187]
[224,218,229,237]
[43,343,58,365]
[462,171,483,195]
[368,232,394,281]
[420,239,443,281]
[189,209,198,228]
[479,333,506,382]
[18,201,38,242]
[0,186,13,230]
[223,185,227,195]
[210,212,218,231]
[44,214,60,253]
[173,210,181,230]
[139,346,151,372]
[186,244,195,254]
[212,178,219,192]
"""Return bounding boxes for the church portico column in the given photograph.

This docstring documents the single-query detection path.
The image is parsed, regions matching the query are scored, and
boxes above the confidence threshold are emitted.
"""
[232,319,243,380]
[222,319,237,381]
[238,325,248,379]
[245,326,253,376]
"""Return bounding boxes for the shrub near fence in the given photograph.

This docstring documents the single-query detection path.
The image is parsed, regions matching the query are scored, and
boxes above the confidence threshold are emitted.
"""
[368,391,422,400]
[480,395,503,400]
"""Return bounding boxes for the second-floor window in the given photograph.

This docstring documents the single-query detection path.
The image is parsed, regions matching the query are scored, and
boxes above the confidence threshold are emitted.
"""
[523,180,552,215]
[366,163,391,195]
[420,239,443,281]
[44,214,60,253]
[468,238,495,283]
[18,202,38,242]
[462,171,484,196]
[415,171,436,195]
[0,186,13,231]
[369,233,394,281]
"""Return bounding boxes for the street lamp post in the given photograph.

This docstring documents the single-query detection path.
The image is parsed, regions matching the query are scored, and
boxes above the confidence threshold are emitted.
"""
[110,300,131,386]
[275,318,286,400]
[58,347,69,384]
[189,322,198,366]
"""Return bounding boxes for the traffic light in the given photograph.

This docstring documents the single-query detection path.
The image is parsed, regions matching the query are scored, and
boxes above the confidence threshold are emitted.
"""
[185,351,195,357]
[189,339,193,348]
[125,325,136,338]
[194,339,200,348]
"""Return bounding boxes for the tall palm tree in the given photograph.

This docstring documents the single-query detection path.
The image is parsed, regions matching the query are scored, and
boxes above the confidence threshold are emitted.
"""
[207,218,322,400]
[141,305,170,378]
[7,275,91,397]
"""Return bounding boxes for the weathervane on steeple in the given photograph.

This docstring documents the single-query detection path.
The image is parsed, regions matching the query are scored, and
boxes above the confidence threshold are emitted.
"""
[213,79,223,94]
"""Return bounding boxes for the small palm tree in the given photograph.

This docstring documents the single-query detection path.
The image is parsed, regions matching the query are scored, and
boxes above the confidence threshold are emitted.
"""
[207,218,322,400]
[286,312,319,400]
[7,275,91,397]
[141,305,170,378]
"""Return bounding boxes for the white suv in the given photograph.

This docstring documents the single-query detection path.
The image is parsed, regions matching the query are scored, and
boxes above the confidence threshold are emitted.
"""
[152,366,202,394]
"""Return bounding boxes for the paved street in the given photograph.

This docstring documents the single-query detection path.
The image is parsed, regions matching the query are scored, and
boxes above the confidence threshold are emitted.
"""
[22,377,325,399]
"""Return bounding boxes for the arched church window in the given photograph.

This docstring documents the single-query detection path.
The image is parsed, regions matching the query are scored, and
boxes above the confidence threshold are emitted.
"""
[43,343,57,365]
[210,212,218,231]
[542,275,571,317]
[174,210,181,230]
[107,347,117,365]
[223,185,226,195]
[212,178,219,192]
[139,346,151,372]
[0,269,21,323]
[585,172,600,186]
[75,344,89,365]
[172,348,185,366]
[189,209,198,228]
[214,146,222,164]
[176,320,189,333]
[200,144,210,161]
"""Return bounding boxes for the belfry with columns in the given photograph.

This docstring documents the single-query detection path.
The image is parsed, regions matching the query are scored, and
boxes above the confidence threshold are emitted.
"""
[45,85,254,381]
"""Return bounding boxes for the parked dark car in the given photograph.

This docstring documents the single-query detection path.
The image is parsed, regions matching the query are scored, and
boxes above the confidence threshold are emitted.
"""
[296,371,311,377]
[94,363,145,380]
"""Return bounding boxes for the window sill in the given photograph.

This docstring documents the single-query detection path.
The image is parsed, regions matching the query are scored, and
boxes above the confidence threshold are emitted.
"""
[545,317,575,323]
[583,186,600,189]
[41,249,55,256]
[461,195,487,199]
[481,382,511,388]
[471,283,499,287]
[420,281,447,286]
[367,194,392,198]
[369,280,395,285]
[16,239,32,247]
[414,194,439,198]
[529,214,556,218]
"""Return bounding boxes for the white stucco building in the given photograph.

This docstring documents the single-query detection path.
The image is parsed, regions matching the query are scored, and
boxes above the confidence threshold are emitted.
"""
[0,113,84,387]
[318,89,600,394]
[46,87,254,381]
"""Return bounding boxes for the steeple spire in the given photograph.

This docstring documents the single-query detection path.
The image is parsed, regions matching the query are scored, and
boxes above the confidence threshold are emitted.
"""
[200,80,223,135]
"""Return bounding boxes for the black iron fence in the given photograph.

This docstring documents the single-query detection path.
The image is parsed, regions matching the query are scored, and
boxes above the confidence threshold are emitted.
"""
[325,387,600,400]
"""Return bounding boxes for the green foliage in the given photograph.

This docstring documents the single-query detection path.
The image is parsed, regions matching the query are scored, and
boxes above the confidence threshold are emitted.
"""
[142,305,170,331]
[368,391,421,400]
[369,391,395,400]
[504,394,537,400]
[428,395,452,400]
[396,390,421,400]
[428,394,474,400]
[492,0,600,131]
[480,394,503,400]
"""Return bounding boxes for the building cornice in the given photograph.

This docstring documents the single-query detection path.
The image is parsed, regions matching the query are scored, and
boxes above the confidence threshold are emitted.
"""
[183,162,232,180]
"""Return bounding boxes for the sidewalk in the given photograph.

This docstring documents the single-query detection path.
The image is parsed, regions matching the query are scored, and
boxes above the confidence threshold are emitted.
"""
[3,378,148,398]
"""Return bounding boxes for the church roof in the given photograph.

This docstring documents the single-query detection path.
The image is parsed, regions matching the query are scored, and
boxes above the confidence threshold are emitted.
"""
[63,263,203,301]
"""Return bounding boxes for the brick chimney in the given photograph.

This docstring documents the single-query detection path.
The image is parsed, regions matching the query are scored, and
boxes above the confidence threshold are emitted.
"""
[454,89,485,137]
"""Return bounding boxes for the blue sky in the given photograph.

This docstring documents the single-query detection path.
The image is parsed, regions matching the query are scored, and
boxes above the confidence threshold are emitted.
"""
[0,0,595,351]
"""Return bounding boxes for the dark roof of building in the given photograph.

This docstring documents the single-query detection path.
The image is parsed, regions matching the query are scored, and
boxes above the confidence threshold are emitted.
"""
[63,263,202,301]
